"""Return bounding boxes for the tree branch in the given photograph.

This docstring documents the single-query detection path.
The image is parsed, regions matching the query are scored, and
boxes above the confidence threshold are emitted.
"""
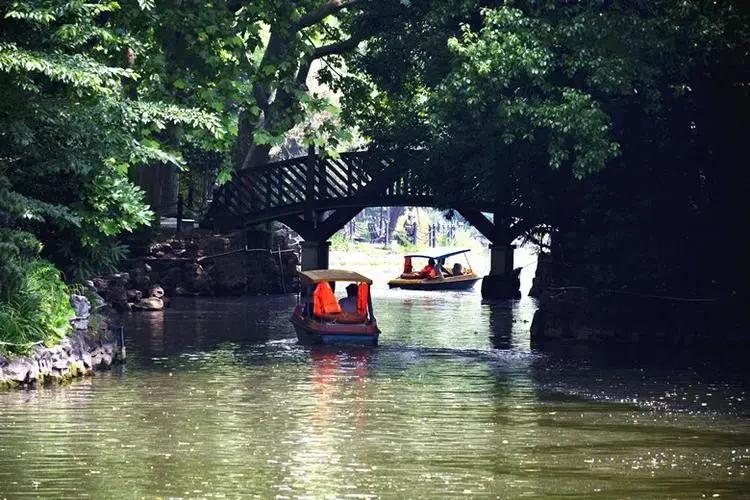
[311,35,364,60]
[252,82,270,112]
[297,0,365,29]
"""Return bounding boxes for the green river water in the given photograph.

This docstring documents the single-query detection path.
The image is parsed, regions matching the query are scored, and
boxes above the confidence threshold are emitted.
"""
[0,288,748,499]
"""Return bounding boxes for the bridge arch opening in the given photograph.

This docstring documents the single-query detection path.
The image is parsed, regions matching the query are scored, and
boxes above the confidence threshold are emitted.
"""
[205,150,538,298]
[269,206,538,298]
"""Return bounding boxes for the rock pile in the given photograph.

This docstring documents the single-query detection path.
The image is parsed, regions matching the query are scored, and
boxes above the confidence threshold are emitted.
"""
[123,228,300,297]
[90,269,168,312]
[0,295,120,389]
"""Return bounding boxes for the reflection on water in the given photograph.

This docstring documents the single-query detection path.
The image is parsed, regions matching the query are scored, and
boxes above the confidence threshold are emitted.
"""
[0,289,748,498]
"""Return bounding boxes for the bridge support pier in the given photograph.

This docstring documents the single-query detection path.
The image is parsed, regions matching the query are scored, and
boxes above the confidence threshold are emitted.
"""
[300,241,330,271]
[481,244,521,300]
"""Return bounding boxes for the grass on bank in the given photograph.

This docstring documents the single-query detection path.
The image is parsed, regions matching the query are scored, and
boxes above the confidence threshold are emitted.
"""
[0,259,74,357]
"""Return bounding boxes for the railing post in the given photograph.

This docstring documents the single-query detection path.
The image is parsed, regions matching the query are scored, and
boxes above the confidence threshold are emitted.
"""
[319,153,328,200]
[306,144,316,223]
[266,172,272,208]
[348,156,353,196]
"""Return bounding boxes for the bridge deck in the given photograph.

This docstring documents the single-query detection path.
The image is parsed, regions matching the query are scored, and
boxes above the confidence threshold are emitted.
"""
[204,150,526,243]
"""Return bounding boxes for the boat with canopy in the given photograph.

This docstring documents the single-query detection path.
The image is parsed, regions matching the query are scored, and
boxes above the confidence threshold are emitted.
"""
[387,248,481,291]
[290,269,380,346]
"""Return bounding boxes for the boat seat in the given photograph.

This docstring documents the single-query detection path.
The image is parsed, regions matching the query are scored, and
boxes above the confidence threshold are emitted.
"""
[320,312,367,324]
[400,272,423,279]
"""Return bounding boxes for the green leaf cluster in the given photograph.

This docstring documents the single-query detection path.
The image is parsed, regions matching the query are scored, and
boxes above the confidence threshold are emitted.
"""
[0,0,236,280]
[333,0,749,294]
[0,0,250,350]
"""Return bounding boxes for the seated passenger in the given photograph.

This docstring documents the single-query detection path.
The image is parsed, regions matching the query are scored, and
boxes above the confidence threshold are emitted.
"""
[313,281,342,318]
[419,258,439,279]
[452,262,463,276]
[338,283,359,313]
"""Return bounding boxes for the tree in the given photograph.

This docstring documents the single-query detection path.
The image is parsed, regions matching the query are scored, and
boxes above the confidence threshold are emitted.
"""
[108,0,249,215]
[328,0,750,295]
[0,0,223,278]
[230,0,388,170]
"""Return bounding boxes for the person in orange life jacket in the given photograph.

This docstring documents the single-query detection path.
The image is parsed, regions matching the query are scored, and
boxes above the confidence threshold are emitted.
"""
[338,283,359,313]
[420,258,439,279]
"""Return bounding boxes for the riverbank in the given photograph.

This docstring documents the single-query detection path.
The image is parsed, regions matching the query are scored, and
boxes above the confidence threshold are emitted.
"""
[528,254,746,349]
[0,295,121,389]
[120,227,299,300]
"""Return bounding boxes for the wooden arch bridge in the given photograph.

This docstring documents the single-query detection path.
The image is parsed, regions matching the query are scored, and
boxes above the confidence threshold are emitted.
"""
[204,149,528,298]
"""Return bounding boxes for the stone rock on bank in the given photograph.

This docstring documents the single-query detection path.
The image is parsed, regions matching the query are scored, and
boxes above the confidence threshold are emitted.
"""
[0,295,121,390]
[125,228,300,297]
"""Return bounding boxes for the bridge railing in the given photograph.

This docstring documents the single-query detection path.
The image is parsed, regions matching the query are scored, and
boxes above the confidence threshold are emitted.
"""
[205,151,437,228]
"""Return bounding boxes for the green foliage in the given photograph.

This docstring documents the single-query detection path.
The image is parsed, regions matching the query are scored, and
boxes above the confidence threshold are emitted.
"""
[0,0,233,281]
[0,229,43,301]
[329,231,353,251]
[0,0,246,350]
[328,0,750,294]
[56,240,130,283]
[0,258,74,356]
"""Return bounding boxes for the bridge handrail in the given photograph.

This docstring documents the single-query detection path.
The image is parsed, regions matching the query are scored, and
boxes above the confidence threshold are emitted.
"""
[203,149,498,231]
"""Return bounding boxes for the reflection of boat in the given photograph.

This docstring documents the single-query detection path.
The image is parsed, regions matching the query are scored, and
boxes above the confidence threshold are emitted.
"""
[387,248,482,291]
[291,269,381,346]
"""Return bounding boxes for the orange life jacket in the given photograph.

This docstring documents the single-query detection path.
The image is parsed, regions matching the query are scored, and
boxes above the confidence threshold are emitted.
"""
[356,282,369,316]
[313,282,342,317]
[420,265,439,278]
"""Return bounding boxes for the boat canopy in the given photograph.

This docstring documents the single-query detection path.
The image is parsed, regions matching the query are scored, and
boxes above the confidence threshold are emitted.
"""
[403,247,472,260]
[298,269,373,285]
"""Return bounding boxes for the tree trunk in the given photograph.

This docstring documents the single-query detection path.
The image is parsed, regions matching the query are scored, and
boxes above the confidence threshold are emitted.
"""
[240,141,273,170]
[137,164,179,219]
[388,207,404,238]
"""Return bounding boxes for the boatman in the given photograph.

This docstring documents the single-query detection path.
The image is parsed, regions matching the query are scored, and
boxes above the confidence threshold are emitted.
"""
[338,283,359,313]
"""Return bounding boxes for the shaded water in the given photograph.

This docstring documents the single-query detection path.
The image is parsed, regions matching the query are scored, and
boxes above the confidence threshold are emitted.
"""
[0,288,748,498]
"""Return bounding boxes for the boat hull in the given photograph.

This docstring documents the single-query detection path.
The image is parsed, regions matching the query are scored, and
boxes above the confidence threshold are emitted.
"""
[387,275,481,291]
[290,314,380,346]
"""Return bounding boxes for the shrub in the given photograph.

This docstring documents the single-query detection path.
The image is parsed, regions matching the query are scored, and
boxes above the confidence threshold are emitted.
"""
[0,258,73,356]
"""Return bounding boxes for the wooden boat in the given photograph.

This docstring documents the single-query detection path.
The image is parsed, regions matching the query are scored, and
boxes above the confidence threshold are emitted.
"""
[387,248,482,291]
[290,269,380,346]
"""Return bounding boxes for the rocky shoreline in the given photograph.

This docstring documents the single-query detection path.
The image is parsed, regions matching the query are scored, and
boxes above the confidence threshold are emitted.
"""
[0,227,300,390]
[98,228,300,311]
[0,295,121,389]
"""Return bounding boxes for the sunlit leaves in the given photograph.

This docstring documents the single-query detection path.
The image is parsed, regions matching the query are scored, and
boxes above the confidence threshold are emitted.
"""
[125,101,225,137]
[0,43,137,93]
[0,0,233,283]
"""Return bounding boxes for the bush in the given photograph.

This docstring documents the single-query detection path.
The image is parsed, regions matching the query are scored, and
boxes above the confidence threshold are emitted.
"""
[329,231,353,251]
[0,259,73,356]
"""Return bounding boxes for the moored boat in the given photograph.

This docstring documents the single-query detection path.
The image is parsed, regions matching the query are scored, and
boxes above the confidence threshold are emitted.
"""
[291,269,380,346]
[387,248,482,291]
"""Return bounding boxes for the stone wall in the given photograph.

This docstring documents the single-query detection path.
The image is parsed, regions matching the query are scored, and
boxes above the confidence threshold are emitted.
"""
[121,227,300,298]
[530,289,744,348]
[0,330,120,389]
